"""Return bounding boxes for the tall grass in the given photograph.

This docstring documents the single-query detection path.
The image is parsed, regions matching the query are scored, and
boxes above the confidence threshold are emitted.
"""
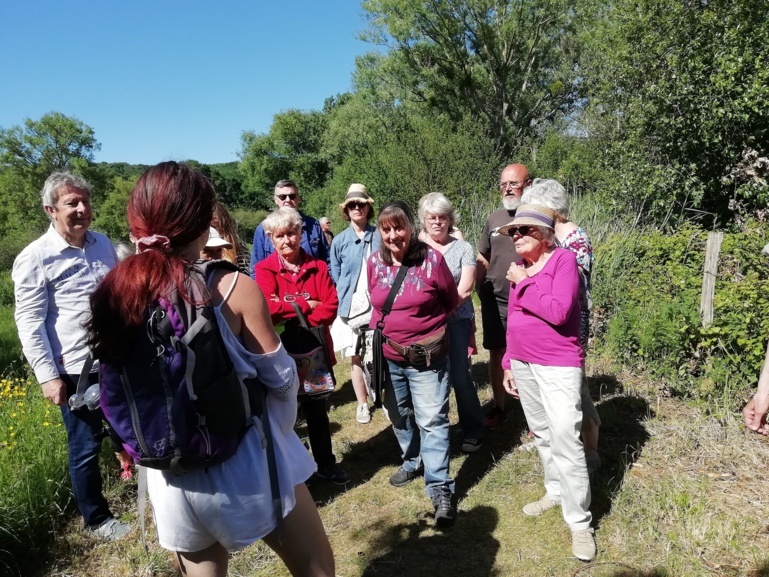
[0,306,71,577]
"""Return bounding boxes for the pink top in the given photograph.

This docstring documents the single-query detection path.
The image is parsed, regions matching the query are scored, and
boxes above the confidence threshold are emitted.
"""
[368,247,459,361]
[503,248,584,369]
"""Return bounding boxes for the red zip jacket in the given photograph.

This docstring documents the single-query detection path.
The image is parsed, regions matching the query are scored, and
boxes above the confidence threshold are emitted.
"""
[254,250,339,357]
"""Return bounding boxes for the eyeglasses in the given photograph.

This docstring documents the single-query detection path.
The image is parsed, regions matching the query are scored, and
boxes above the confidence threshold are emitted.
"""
[507,225,537,237]
[500,181,526,190]
[283,292,311,303]
[347,201,367,210]
[276,193,298,201]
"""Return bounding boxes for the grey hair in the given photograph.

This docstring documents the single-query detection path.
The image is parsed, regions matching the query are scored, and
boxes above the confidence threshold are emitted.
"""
[520,178,569,220]
[261,207,302,236]
[114,241,134,261]
[41,172,92,212]
[418,192,457,230]
[537,226,558,248]
[274,179,298,193]
[319,216,330,225]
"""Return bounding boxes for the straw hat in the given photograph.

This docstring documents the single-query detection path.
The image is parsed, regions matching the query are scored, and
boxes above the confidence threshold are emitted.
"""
[496,204,555,236]
[339,183,374,209]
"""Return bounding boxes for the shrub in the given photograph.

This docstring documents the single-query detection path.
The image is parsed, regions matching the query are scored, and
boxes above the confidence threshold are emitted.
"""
[592,222,769,406]
[230,209,267,244]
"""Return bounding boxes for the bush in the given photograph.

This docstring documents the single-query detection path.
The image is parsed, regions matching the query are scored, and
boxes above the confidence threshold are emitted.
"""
[230,209,268,245]
[0,231,38,272]
[592,222,769,406]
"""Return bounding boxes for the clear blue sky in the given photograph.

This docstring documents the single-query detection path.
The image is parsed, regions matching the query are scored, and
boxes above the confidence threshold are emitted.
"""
[0,1,372,165]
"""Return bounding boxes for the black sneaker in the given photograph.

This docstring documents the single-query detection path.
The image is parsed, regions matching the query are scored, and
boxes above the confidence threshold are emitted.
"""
[389,466,423,487]
[483,405,507,429]
[315,464,350,485]
[461,438,483,453]
[431,487,456,526]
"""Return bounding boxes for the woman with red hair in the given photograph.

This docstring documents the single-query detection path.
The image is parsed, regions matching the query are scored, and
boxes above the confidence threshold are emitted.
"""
[88,162,334,577]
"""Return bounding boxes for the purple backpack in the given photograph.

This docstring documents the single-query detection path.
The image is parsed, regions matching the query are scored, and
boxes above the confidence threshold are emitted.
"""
[80,260,264,475]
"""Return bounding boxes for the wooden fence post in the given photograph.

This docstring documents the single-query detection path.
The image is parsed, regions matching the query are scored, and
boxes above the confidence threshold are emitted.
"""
[700,231,723,326]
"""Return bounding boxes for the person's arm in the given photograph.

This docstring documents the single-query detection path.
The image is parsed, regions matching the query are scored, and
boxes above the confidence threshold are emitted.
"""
[329,233,342,284]
[456,242,476,305]
[249,226,264,280]
[513,252,579,326]
[254,263,311,324]
[745,339,769,434]
[306,262,339,327]
[475,219,492,290]
[11,251,65,403]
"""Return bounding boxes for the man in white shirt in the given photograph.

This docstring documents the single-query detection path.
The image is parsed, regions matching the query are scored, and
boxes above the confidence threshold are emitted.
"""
[12,172,128,540]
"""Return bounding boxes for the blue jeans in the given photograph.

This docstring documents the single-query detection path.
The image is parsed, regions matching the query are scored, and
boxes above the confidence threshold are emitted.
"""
[448,319,484,441]
[387,358,454,497]
[60,374,113,529]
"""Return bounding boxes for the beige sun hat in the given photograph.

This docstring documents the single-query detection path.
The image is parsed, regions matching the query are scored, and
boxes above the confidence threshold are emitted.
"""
[496,204,555,236]
[339,183,374,209]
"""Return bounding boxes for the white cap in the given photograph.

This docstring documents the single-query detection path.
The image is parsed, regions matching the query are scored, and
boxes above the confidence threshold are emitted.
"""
[206,227,233,249]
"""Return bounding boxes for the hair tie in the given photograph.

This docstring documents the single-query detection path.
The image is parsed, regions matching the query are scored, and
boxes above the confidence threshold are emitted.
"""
[136,234,171,253]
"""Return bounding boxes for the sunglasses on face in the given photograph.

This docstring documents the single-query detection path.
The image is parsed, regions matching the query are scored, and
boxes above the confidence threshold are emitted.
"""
[507,225,538,237]
[276,193,298,201]
[347,201,367,210]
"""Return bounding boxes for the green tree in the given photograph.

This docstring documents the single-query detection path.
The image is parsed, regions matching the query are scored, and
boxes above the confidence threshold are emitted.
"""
[92,177,136,241]
[0,112,102,235]
[358,0,577,155]
[239,109,330,209]
[576,0,769,225]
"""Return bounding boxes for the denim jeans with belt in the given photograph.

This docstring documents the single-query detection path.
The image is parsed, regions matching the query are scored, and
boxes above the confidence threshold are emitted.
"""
[386,357,454,497]
[447,318,484,441]
[60,373,114,529]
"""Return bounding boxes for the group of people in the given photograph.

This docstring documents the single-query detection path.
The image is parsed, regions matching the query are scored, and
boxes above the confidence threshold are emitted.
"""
[13,160,611,575]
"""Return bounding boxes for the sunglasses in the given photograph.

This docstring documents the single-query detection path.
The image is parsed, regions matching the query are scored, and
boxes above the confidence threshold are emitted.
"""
[283,292,311,303]
[276,193,298,201]
[347,201,368,210]
[506,225,538,237]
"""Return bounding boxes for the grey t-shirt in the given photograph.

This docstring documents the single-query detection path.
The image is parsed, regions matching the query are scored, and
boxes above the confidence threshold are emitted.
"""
[478,208,520,306]
[440,239,476,321]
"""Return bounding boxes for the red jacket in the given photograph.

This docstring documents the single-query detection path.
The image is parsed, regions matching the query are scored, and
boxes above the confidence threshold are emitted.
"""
[254,250,339,355]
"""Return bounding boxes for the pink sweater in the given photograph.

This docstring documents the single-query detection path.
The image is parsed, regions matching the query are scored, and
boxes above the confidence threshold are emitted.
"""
[368,248,458,361]
[502,248,584,369]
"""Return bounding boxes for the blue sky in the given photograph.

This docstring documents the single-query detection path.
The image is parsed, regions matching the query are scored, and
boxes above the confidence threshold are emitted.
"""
[0,1,372,165]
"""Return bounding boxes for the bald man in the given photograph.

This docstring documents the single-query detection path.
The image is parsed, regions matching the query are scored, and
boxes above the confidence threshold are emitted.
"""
[476,164,532,428]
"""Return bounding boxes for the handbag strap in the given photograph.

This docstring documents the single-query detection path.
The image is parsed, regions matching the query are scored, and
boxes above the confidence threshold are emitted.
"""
[289,301,312,330]
[377,265,408,330]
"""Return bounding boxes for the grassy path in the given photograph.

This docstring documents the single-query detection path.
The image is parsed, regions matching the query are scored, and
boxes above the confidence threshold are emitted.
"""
[38,351,769,577]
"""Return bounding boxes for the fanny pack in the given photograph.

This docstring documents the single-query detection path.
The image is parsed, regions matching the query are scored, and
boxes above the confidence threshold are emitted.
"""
[387,327,449,367]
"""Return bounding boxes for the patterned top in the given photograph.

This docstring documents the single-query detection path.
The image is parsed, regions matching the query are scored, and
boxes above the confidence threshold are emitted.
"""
[367,247,459,361]
[559,227,594,278]
[437,239,476,321]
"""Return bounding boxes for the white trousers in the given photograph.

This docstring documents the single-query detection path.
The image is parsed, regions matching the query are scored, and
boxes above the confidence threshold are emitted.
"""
[512,360,592,531]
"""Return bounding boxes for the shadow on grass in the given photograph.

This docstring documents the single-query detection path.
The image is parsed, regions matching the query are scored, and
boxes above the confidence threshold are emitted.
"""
[360,505,500,577]
[588,374,653,528]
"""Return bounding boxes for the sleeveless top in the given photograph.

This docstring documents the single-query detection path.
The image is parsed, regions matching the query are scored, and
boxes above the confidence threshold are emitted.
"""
[146,273,316,552]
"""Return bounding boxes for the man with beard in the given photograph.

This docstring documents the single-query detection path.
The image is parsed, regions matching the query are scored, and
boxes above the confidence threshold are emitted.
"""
[476,164,531,428]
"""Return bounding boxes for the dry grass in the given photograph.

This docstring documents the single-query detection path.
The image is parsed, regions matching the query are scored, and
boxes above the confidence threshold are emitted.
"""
[32,347,769,577]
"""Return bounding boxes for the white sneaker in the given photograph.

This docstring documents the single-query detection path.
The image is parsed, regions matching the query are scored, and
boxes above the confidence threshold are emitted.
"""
[356,403,371,424]
[572,528,597,561]
[90,518,130,541]
[522,495,559,516]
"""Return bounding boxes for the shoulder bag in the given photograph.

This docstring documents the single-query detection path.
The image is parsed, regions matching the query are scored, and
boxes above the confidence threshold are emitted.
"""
[280,302,336,397]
